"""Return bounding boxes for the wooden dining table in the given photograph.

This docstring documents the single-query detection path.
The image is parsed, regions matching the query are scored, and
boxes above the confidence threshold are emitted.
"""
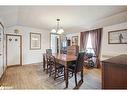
[52,53,77,88]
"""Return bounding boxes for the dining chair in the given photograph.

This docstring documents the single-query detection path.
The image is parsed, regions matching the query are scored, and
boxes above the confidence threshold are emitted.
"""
[45,54,52,74]
[68,52,85,87]
[49,55,65,80]
[46,49,52,54]
[45,49,52,73]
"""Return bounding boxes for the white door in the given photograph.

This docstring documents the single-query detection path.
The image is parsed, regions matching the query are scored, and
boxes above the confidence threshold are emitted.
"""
[7,35,21,66]
[0,24,4,77]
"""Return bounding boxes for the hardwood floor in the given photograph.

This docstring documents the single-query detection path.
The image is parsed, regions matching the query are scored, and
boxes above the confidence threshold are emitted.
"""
[0,63,101,89]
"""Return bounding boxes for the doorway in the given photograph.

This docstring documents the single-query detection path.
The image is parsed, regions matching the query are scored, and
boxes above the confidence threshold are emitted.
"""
[50,33,67,54]
[6,34,22,66]
[50,33,59,53]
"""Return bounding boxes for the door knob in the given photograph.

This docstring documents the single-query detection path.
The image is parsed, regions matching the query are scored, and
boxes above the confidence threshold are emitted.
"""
[0,54,2,56]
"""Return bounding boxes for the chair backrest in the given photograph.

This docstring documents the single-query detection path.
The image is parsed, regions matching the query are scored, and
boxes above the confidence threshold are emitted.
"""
[49,55,56,67]
[46,49,52,55]
[46,54,51,65]
[75,52,85,72]
[46,49,52,64]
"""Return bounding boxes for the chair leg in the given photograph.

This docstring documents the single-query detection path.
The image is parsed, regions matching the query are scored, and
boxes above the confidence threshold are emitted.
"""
[49,64,52,77]
[46,64,48,74]
[54,69,57,80]
[81,70,83,82]
[75,73,78,87]
[71,72,73,77]
[64,67,66,80]
[43,63,45,71]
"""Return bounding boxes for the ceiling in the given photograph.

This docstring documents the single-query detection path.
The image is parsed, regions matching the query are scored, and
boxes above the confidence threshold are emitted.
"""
[0,6,127,33]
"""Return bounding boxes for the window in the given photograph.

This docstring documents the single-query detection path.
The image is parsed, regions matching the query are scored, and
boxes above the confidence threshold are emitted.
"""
[86,33,95,54]
[62,41,67,48]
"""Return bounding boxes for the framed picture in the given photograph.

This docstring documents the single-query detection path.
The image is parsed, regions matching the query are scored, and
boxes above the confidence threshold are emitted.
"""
[108,29,127,44]
[72,36,78,45]
[30,33,41,50]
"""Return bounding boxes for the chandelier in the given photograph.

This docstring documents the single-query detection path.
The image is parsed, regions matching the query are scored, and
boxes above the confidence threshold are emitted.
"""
[51,19,64,34]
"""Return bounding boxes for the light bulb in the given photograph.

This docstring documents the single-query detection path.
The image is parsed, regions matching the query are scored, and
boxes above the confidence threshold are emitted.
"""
[51,29,56,33]
[57,29,64,34]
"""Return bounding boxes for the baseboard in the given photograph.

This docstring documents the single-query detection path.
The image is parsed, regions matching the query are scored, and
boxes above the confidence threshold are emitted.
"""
[7,64,22,68]
[22,62,43,66]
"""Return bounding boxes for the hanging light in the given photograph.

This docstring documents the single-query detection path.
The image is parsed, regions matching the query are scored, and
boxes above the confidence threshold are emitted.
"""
[51,19,64,34]
[51,29,56,33]
[57,28,64,34]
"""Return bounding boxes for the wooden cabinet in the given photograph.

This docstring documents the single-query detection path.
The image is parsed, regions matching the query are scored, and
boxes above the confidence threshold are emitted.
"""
[102,54,127,89]
[67,45,79,55]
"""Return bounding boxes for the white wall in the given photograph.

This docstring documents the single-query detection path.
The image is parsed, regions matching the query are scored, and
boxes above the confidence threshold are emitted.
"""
[88,11,127,30]
[0,18,7,78]
[6,25,50,64]
[100,22,127,60]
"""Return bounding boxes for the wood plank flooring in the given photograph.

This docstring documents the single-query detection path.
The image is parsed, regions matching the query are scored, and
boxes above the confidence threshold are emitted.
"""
[0,63,101,89]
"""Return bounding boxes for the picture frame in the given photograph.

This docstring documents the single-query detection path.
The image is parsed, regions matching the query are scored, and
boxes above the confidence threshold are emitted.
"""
[30,33,41,50]
[108,29,127,44]
[72,36,78,45]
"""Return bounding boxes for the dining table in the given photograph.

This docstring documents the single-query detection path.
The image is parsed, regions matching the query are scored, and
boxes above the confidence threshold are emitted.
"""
[52,53,77,88]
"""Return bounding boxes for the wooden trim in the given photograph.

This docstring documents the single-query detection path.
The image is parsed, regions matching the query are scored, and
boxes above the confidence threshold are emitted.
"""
[0,22,4,31]
[6,34,22,66]
[30,32,41,50]
[6,64,21,68]
[108,32,110,44]
[20,35,22,66]
[6,35,7,66]
[108,29,127,33]
[108,29,127,44]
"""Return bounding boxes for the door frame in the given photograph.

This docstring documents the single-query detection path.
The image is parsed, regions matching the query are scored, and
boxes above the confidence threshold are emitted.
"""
[6,34,22,66]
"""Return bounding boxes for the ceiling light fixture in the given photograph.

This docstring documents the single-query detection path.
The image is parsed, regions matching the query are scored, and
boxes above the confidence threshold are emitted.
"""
[51,19,64,34]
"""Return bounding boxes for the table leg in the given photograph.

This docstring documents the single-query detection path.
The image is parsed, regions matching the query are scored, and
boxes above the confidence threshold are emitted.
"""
[64,62,68,88]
